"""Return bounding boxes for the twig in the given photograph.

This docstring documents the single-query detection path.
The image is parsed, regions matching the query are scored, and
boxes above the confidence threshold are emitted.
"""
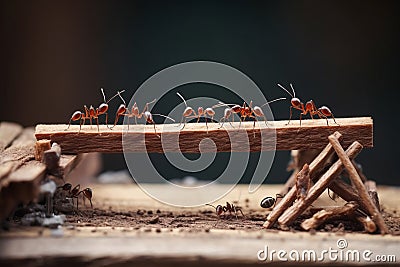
[301,201,358,231]
[365,180,380,212]
[277,140,363,228]
[354,213,377,233]
[328,135,388,234]
[263,131,342,228]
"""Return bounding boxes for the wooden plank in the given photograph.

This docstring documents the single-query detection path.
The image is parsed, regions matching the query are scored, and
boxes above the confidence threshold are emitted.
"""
[0,127,46,221]
[0,122,23,152]
[35,117,373,153]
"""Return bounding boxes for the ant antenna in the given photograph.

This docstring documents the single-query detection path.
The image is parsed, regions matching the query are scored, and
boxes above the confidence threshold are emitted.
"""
[289,83,296,98]
[107,89,126,104]
[116,90,126,105]
[152,114,176,122]
[101,88,106,102]
[205,203,217,209]
[177,92,187,107]
[260,97,286,107]
[277,83,294,98]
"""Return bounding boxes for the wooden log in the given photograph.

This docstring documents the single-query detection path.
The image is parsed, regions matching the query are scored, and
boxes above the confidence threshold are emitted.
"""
[35,117,373,153]
[365,180,380,211]
[301,202,359,230]
[277,140,363,228]
[263,132,343,228]
[0,122,23,152]
[328,135,388,234]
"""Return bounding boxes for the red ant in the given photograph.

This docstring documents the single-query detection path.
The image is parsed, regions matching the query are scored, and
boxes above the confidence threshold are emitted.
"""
[206,202,244,219]
[214,97,286,136]
[57,183,93,210]
[112,91,175,137]
[277,83,338,126]
[176,92,216,133]
[65,89,124,132]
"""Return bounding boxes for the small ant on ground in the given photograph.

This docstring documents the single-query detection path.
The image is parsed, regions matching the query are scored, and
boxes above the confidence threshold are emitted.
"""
[214,97,286,136]
[57,183,93,210]
[176,92,216,133]
[206,202,244,219]
[112,91,175,137]
[277,83,338,126]
[260,194,285,209]
[65,89,123,132]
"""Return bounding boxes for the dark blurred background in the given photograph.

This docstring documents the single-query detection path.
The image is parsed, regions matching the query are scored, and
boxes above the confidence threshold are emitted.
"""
[1,0,399,185]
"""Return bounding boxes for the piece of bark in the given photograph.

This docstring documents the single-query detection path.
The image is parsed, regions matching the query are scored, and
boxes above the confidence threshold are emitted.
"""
[301,202,358,231]
[0,161,46,220]
[43,143,61,174]
[365,180,380,212]
[35,139,51,161]
[329,135,388,234]
[281,149,321,196]
[354,214,377,233]
[277,140,363,228]
[263,132,343,229]
[0,122,23,152]
[35,117,373,153]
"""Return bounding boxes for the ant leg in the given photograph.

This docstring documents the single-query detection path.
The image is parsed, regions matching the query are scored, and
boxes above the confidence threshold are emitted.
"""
[105,112,111,129]
[65,118,73,131]
[331,113,339,126]
[111,114,120,130]
[205,115,209,133]
[79,118,84,133]
[299,113,302,127]
[153,123,160,138]
[96,117,100,132]
[218,117,225,129]
[286,106,293,126]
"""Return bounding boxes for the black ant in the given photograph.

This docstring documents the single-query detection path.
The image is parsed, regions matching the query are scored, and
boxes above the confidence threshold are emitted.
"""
[206,202,244,219]
[260,194,284,209]
[111,91,175,137]
[65,89,124,132]
[277,83,338,126]
[57,183,93,210]
[176,92,216,133]
[214,97,286,136]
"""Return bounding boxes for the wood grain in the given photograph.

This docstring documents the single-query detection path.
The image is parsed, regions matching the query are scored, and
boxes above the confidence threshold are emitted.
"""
[35,117,373,153]
[0,122,23,152]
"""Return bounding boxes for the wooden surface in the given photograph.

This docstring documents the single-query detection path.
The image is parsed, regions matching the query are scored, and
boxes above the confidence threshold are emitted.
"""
[0,122,23,152]
[35,117,373,153]
[0,123,83,220]
[0,184,399,266]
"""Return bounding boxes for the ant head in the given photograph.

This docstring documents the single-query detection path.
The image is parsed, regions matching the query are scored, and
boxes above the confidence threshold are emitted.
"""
[117,104,127,115]
[61,183,72,191]
[144,111,153,123]
[216,205,224,215]
[291,98,302,108]
[197,107,204,114]
[98,103,108,115]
